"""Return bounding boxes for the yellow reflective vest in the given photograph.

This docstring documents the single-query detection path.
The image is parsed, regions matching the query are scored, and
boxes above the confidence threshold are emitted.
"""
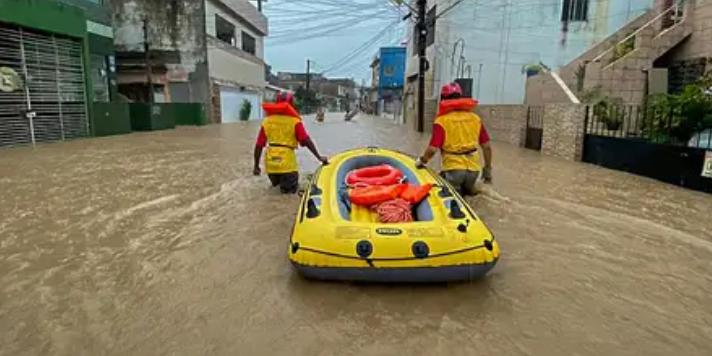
[434,111,483,171]
[262,115,300,174]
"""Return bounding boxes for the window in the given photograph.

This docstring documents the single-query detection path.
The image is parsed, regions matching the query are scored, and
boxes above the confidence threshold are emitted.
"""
[216,15,236,46]
[242,31,256,55]
[561,0,589,22]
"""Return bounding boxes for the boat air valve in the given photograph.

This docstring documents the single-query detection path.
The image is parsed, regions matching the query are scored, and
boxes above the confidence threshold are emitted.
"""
[484,240,494,251]
[356,240,373,258]
[306,199,320,218]
[412,241,430,259]
[449,200,466,219]
[457,219,470,233]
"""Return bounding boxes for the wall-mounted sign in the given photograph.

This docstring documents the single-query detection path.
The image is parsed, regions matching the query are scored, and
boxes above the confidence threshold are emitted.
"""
[0,67,23,93]
[702,151,712,178]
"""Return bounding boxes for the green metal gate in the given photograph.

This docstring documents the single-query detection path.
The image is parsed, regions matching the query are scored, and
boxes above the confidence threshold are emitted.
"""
[0,23,88,147]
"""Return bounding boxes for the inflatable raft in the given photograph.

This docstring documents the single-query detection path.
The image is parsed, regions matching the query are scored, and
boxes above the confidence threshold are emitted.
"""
[289,147,500,282]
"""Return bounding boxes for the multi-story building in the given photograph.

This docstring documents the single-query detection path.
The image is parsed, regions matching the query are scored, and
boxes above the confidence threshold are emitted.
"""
[370,47,406,120]
[527,0,712,107]
[111,0,268,123]
[0,0,127,147]
[402,0,656,129]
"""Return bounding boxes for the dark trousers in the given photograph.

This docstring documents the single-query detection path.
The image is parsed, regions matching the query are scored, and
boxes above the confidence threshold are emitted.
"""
[441,170,480,196]
[268,172,299,194]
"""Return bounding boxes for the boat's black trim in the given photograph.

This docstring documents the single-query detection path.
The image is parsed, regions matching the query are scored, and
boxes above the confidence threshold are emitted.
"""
[295,241,493,262]
[291,260,497,283]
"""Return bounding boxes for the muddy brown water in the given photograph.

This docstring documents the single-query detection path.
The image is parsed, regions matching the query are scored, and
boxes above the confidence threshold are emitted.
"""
[1,114,711,356]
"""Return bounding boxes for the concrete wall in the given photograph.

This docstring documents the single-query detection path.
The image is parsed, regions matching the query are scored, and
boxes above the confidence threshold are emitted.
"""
[207,37,265,89]
[111,0,211,107]
[475,105,527,147]
[542,104,587,161]
[404,0,655,105]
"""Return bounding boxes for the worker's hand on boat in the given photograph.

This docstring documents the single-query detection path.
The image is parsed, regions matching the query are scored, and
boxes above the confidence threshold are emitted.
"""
[483,166,493,183]
[253,166,261,176]
[415,157,427,169]
[319,156,329,165]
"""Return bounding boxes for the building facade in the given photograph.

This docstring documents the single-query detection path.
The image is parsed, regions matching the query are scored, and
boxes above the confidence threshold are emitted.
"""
[0,0,126,147]
[526,0,712,107]
[402,0,656,129]
[371,47,406,120]
[111,0,268,123]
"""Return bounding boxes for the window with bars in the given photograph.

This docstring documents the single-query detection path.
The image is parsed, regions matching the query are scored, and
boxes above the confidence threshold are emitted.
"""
[242,31,256,55]
[561,0,589,22]
[216,15,236,46]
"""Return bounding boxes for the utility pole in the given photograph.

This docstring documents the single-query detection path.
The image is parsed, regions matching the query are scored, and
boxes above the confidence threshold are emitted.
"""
[476,63,483,99]
[305,59,311,113]
[416,0,427,133]
[143,18,154,103]
[306,59,311,93]
[257,0,263,12]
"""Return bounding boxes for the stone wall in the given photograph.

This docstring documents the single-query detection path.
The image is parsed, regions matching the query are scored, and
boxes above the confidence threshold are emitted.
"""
[541,104,586,161]
[668,0,712,60]
[524,73,575,105]
[475,105,527,147]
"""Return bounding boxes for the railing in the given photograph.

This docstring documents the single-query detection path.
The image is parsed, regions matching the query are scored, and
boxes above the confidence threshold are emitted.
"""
[584,104,712,149]
[591,0,686,64]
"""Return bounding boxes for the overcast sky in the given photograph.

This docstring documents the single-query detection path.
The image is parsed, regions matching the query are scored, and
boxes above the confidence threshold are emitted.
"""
[262,0,407,84]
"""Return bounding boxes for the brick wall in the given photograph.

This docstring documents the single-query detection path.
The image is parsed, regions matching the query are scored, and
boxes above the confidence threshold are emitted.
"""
[541,104,586,161]
[476,105,527,147]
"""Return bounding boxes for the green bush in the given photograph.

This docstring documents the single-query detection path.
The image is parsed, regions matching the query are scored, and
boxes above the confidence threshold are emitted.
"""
[611,36,635,63]
[240,99,252,121]
[581,87,625,130]
[646,74,712,142]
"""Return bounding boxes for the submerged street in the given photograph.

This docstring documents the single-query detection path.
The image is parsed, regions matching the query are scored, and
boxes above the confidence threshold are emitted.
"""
[1,114,712,356]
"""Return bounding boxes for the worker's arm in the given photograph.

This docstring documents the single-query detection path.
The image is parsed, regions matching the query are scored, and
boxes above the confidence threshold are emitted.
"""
[418,146,438,167]
[253,146,263,175]
[480,125,493,183]
[296,123,328,164]
[416,124,444,168]
[253,127,267,175]
[302,138,328,164]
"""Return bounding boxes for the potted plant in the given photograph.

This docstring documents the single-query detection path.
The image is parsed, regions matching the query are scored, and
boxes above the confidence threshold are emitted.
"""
[522,62,550,77]
[239,99,252,121]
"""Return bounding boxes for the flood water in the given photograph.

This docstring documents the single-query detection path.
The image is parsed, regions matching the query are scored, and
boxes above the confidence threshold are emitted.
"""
[1,114,711,356]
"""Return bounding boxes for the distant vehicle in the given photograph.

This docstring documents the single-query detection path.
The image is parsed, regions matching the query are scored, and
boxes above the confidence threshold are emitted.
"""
[689,128,712,149]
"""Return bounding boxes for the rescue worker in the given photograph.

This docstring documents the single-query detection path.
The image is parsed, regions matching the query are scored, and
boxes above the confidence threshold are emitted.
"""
[253,92,328,194]
[415,82,493,195]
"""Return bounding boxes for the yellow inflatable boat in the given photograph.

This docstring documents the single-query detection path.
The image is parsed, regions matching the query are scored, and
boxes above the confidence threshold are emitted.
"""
[289,147,500,282]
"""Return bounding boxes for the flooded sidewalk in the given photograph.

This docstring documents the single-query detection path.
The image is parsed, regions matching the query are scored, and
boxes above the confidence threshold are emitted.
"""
[1,114,711,356]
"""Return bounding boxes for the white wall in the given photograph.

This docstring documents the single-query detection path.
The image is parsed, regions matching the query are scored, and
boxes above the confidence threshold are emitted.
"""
[220,87,262,122]
[406,0,655,104]
[208,39,266,88]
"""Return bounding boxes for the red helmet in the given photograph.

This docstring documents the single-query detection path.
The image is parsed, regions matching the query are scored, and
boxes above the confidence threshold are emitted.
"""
[276,91,294,105]
[441,82,463,99]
